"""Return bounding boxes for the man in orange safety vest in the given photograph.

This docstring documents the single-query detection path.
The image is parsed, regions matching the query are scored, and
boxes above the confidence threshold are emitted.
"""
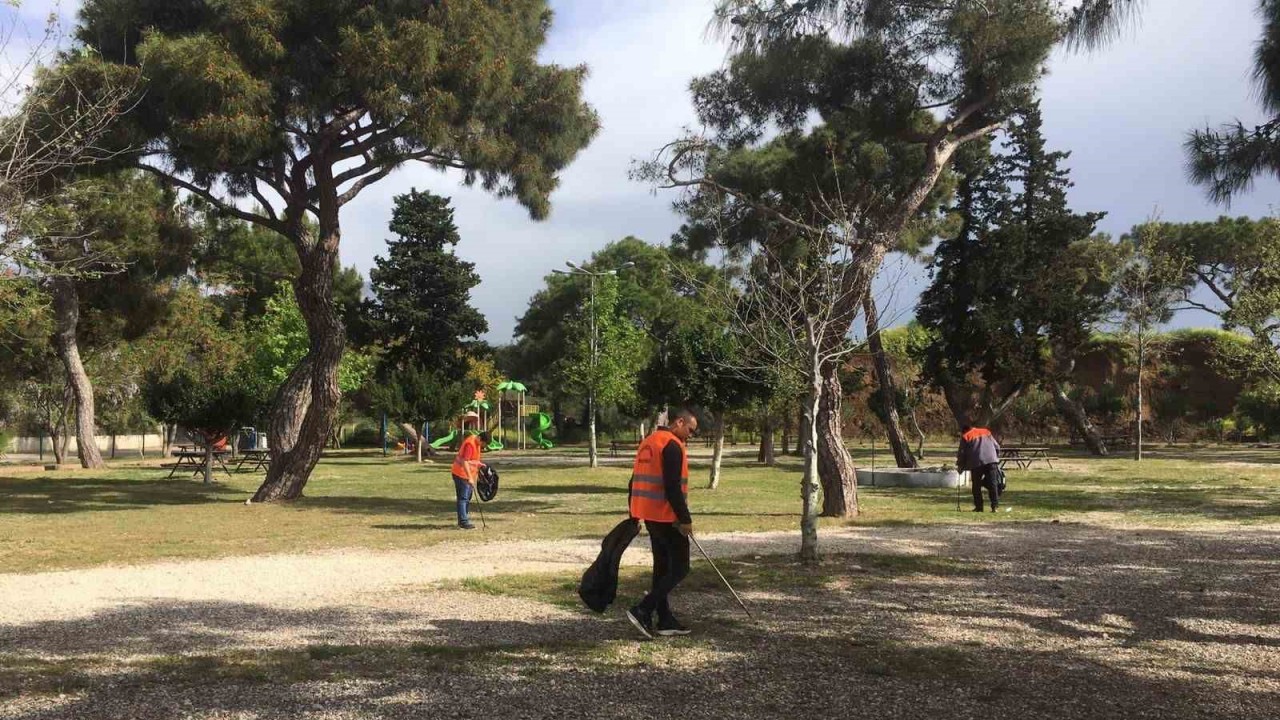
[451,430,489,529]
[625,408,698,639]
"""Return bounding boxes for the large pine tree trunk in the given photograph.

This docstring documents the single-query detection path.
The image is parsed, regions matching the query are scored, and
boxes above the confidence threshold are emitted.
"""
[864,292,917,468]
[757,415,775,465]
[49,278,104,469]
[708,411,726,489]
[817,362,858,518]
[253,225,346,502]
[267,357,313,457]
[1050,381,1107,456]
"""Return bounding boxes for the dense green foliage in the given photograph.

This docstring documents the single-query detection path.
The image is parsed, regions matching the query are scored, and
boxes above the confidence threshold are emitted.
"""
[357,190,486,377]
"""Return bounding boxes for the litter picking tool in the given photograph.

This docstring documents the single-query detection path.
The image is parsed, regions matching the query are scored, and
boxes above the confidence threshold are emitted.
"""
[474,489,486,530]
[690,533,753,620]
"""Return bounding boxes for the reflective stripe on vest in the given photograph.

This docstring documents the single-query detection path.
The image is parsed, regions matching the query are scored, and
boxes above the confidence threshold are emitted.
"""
[628,429,688,523]
[452,435,481,482]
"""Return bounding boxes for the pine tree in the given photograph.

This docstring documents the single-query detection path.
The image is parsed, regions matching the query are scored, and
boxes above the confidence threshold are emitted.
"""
[361,190,487,378]
[66,0,598,500]
[918,101,1114,448]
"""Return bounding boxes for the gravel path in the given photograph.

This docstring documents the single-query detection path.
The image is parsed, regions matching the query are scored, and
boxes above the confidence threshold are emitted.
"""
[3,522,1279,719]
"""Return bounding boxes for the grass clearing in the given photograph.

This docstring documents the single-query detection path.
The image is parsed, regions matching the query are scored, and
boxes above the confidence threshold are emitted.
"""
[1,445,1278,573]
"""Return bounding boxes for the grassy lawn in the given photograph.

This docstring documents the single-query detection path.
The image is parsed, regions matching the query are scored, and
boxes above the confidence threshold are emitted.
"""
[1,444,1279,573]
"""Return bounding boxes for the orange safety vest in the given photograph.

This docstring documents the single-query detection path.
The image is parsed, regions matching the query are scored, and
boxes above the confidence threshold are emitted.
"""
[628,429,689,523]
[962,427,993,442]
[452,434,482,483]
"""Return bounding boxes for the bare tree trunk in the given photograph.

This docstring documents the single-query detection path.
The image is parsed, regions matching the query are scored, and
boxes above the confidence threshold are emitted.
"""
[53,384,72,465]
[757,415,775,465]
[253,223,345,502]
[863,292,917,468]
[46,422,63,465]
[202,438,213,485]
[49,278,104,469]
[800,363,822,565]
[110,434,116,459]
[781,413,791,455]
[1135,335,1145,462]
[415,422,424,463]
[817,362,858,518]
[1050,381,1107,456]
[908,410,926,459]
[709,411,726,489]
[587,394,598,468]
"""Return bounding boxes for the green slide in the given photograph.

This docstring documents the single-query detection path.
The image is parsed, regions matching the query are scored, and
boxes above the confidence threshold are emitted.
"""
[527,412,554,449]
[429,429,457,450]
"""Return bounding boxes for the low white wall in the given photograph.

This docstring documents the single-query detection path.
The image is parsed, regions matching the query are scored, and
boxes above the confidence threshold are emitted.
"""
[7,434,165,454]
[856,468,967,488]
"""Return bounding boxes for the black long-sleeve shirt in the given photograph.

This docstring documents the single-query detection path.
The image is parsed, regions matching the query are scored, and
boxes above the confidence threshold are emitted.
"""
[661,439,692,525]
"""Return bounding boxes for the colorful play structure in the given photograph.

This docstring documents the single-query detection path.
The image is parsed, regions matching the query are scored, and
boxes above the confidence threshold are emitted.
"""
[420,380,555,452]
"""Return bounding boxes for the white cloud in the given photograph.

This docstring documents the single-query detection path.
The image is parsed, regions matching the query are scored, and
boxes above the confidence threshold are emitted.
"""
[340,0,729,343]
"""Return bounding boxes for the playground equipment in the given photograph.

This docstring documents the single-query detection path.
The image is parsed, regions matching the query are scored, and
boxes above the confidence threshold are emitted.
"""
[428,429,458,450]
[496,380,529,450]
[528,412,554,449]
[459,392,502,450]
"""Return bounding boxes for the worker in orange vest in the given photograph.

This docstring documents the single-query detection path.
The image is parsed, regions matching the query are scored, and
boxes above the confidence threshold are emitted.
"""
[451,430,489,529]
[625,408,698,639]
[958,425,1002,512]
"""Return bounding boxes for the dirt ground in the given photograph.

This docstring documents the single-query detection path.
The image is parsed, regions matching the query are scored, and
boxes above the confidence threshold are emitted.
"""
[2,522,1278,719]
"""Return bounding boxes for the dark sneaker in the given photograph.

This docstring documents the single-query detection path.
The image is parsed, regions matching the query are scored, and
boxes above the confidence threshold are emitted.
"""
[626,606,654,640]
[459,522,476,530]
[990,504,999,513]
[656,616,691,637]
[972,507,984,513]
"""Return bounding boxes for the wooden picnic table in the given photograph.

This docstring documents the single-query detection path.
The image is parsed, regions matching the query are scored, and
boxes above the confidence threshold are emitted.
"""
[166,449,233,480]
[233,448,271,473]
[998,446,1055,470]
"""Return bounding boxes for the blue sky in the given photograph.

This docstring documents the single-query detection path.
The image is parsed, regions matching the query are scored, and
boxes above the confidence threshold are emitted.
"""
[11,0,1280,341]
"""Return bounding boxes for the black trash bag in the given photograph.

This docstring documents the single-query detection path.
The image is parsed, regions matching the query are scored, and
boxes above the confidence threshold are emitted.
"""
[477,464,499,502]
[579,517,641,613]
[996,465,1007,492]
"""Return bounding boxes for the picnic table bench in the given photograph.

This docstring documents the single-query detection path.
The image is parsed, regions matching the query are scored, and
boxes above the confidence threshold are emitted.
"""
[609,440,640,457]
[232,448,271,473]
[165,448,233,480]
[998,446,1057,470]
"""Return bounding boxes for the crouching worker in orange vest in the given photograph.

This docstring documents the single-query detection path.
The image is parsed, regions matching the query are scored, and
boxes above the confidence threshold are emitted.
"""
[625,409,698,639]
[451,431,489,530]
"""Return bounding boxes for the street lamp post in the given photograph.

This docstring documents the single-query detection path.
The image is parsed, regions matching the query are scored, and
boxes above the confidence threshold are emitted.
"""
[553,260,635,468]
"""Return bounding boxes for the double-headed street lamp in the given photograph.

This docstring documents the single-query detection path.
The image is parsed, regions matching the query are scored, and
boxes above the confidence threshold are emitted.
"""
[553,260,635,468]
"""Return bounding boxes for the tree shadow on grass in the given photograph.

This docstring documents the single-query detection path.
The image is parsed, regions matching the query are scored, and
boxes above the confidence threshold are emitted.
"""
[514,484,625,495]
[0,476,247,515]
[868,484,1280,522]
[370,523,462,531]
[296,495,553,517]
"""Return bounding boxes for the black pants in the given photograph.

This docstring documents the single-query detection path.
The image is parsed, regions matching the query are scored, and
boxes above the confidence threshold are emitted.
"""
[972,463,1001,510]
[637,520,690,620]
